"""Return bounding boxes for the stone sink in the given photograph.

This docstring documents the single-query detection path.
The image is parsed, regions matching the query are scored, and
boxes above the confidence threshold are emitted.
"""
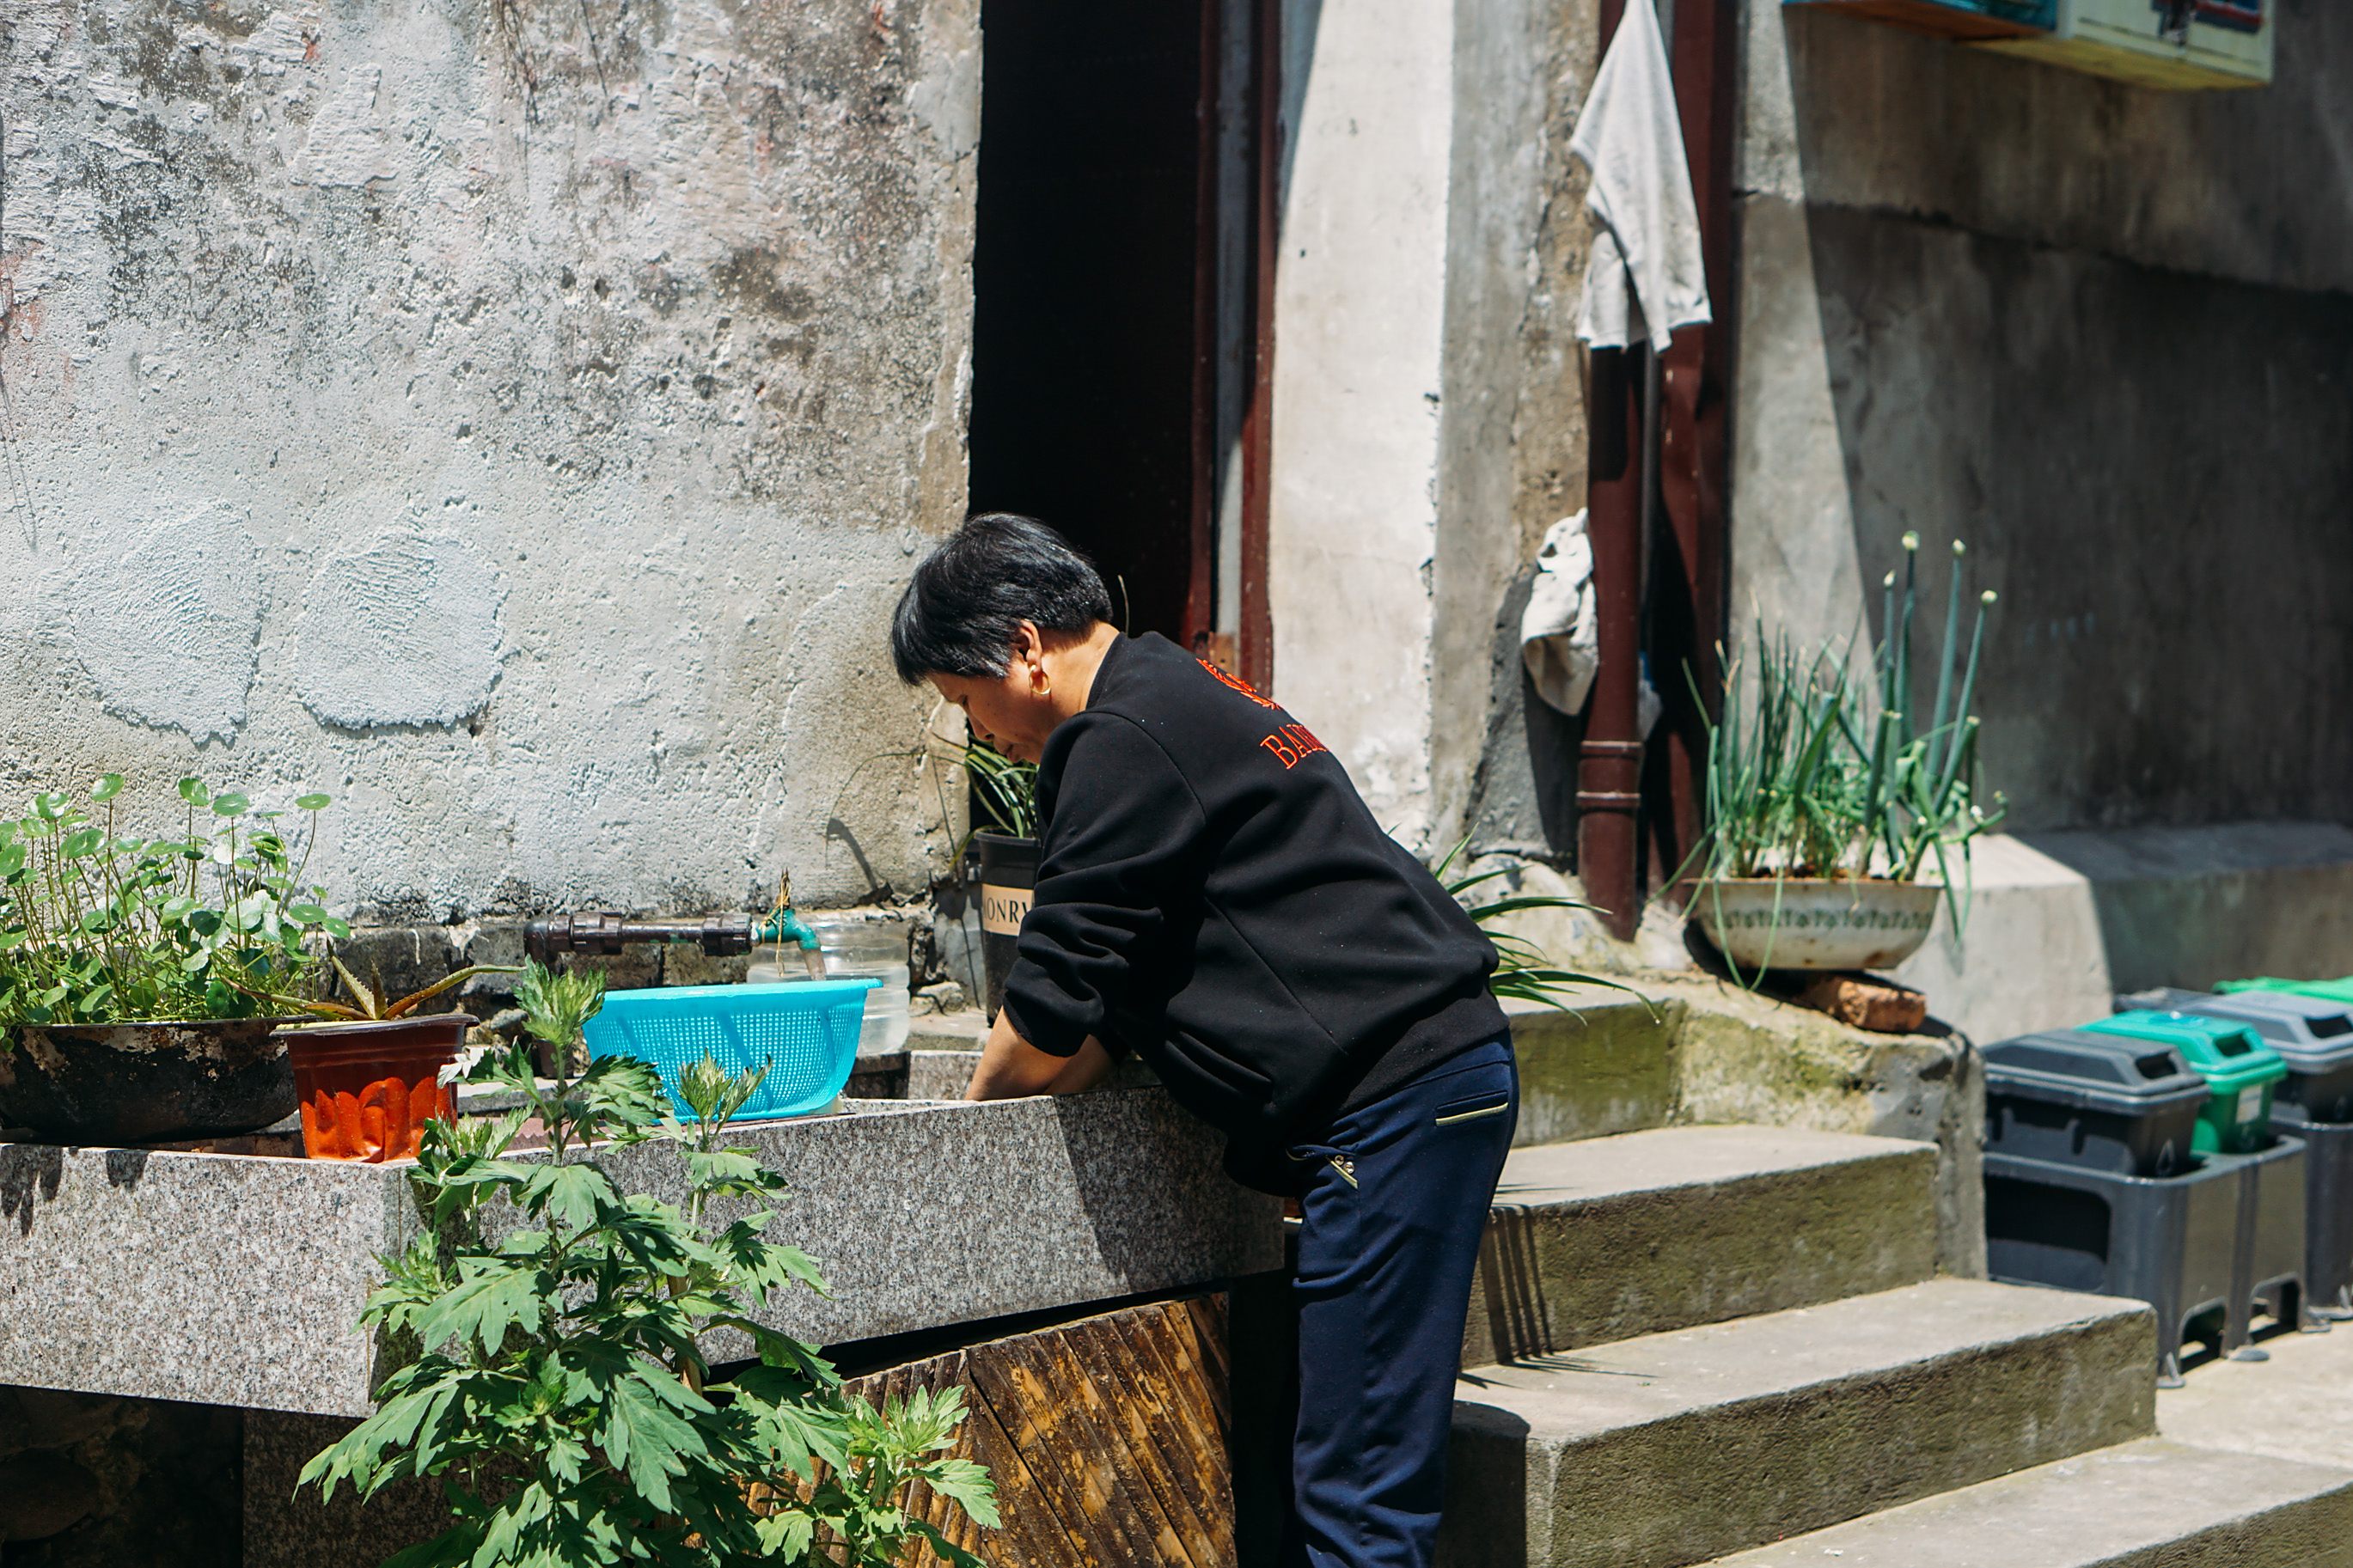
[0,1088,1282,1419]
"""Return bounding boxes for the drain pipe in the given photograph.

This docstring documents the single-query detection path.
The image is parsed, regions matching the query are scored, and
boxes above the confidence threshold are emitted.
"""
[1574,0,1648,943]
[1574,0,1730,943]
[1577,337,1647,943]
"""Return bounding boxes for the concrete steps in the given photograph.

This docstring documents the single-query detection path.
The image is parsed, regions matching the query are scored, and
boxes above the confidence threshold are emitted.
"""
[1465,1126,1940,1365]
[1503,994,1680,1147]
[1440,1278,2154,1568]
[1701,1438,2353,1568]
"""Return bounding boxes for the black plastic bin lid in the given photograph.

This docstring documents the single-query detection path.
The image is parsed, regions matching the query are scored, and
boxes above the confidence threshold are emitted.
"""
[1982,1028,2213,1114]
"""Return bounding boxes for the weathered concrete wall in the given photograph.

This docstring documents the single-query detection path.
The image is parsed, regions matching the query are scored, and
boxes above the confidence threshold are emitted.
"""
[0,0,979,917]
[1271,0,1599,853]
[1268,0,1453,843]
[1734,0,2353,834]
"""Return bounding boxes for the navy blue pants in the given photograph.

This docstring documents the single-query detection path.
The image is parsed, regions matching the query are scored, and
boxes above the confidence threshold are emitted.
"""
[1287,1035,1519,1568]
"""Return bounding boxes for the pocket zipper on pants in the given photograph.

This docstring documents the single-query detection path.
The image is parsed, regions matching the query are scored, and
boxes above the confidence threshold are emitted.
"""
[1433,1100,1510,1127]
[1329,1155,1357,1188]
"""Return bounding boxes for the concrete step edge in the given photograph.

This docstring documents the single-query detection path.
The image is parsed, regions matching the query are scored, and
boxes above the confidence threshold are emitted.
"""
[1441,1280,2156,1568]
[1697,1437,2353,1567]
[1468,1133,1941,1365]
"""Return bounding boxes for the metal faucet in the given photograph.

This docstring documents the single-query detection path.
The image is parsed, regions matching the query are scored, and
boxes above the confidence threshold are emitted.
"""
[524,885,827,980]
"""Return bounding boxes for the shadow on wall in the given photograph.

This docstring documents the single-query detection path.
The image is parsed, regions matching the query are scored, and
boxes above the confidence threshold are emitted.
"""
[1276,0,1325,228]
[1769,7,2353,834]
[1469,566,1583,865]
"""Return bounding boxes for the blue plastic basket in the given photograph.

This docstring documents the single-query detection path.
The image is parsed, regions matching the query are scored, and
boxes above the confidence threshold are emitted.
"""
[583,979,877,1121]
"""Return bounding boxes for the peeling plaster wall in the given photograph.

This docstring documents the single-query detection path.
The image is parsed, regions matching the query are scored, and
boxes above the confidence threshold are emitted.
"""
[1271,0,1600,856]
[1269,0,1454,845]
[0,0,979,915]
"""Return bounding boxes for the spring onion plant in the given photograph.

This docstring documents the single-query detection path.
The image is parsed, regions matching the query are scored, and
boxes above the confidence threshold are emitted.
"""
[1690,534,2005,926]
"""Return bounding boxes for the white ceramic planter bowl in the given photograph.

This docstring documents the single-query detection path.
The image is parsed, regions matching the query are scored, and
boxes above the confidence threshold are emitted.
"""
[1691,877,1942,973]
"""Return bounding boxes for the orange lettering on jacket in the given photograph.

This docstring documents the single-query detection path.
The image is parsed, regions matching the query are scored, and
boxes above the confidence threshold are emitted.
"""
[1259,723,1329,769]
[1199,658,1281,711]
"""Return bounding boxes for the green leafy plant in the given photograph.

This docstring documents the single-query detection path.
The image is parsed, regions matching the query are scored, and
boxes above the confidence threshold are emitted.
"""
[948,741,1037,840]
[300,960,998,1567]
[1690,532,2004,912]
[0,774,343,1032]
[1434,839,1637,1010]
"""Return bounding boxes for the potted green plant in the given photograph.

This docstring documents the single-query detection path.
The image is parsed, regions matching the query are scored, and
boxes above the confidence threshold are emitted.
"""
[301,961,999,1566]
[264,955,521,1162]
[953,741,1038,1020]
[1688,534,2006,977]
[0,775,343,1145]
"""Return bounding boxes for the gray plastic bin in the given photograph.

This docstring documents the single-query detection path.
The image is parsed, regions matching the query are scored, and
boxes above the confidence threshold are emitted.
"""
[2119,988,2353,1123]
[2272,1107,2353,1321]
[1984,1136,2310,1385]
[1983,1028,2210,1177]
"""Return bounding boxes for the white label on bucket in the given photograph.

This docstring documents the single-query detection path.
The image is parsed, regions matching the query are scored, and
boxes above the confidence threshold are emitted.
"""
[2238,1086,2264,1124]
[981,882,1033,937]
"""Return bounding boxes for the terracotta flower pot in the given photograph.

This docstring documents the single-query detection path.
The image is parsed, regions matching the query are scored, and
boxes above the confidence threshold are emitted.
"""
[0,1017,303,1145]
[1691,877,1943,973]
[277,1014,474,1162]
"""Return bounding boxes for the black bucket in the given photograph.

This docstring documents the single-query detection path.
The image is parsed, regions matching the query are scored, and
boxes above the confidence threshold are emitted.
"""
[975,833,1039,1021]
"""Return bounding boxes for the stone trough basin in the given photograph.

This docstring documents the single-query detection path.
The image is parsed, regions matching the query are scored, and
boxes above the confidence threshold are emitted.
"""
[0,1088,1281,1419]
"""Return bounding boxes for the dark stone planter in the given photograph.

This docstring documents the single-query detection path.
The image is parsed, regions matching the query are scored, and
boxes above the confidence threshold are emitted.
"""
[0,1017,302,1145]
[974,832,1039,1021]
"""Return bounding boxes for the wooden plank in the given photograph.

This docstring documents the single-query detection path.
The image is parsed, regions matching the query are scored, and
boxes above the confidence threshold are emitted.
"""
[1085,1313,1232,1567]
[830,1296,1238,1568]
[1117,1306,1237,1552]
[1179,1294,1235,1431]
[1048,1317,1207,1568]
[962,1334,1140,1568]
[1141,1299,1232,1460]
[1017,1330,1185,1566]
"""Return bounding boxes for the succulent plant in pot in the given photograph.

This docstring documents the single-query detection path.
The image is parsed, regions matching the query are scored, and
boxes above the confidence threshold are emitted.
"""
[0,775,343,1145]
[1688,534,2006,978]
[265,955,522,1163]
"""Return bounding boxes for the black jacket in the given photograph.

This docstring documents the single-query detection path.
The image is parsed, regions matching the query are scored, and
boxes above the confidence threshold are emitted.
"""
[1000,632,1506,1187]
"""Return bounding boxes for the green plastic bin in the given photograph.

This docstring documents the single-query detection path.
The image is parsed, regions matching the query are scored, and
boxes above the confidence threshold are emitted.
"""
[2220,976,2353,1010]
[2084,1010,2289,1156]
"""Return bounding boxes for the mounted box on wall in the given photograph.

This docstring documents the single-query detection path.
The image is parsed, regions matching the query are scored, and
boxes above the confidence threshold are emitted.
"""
[1977,0,2273,88]
[1781,0,2056,43]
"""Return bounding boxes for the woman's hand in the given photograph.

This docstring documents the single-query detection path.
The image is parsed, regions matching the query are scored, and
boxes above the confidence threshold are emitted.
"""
[963,1009,1115,1100]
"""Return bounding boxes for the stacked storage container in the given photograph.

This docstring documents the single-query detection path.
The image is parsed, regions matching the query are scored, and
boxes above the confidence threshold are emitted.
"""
[1983,1010,2308,1382]
[2131,985,2353,1320]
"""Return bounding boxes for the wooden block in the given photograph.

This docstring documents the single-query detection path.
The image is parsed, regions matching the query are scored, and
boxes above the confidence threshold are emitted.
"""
[1790,972,1929,1035]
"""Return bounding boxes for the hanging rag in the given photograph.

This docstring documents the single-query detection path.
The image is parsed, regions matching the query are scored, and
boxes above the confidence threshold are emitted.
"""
[1519,509,1661,735]
[1520,510,1600,716]
[1569,0,1711,352]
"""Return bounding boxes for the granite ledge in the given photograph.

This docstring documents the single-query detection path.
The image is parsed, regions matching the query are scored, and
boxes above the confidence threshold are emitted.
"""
[0,1086,1280,1418]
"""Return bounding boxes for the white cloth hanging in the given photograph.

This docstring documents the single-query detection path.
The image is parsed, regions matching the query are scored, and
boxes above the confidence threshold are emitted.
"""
[1520,509,1663,735]
[1569,0,1711,352]
[1521,510,1601,716]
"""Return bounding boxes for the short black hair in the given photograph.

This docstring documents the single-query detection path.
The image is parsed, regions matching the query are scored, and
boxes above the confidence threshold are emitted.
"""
[891,513,1115,683]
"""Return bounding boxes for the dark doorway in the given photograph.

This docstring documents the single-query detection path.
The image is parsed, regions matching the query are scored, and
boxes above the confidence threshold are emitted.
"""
[968,0,1254,661]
